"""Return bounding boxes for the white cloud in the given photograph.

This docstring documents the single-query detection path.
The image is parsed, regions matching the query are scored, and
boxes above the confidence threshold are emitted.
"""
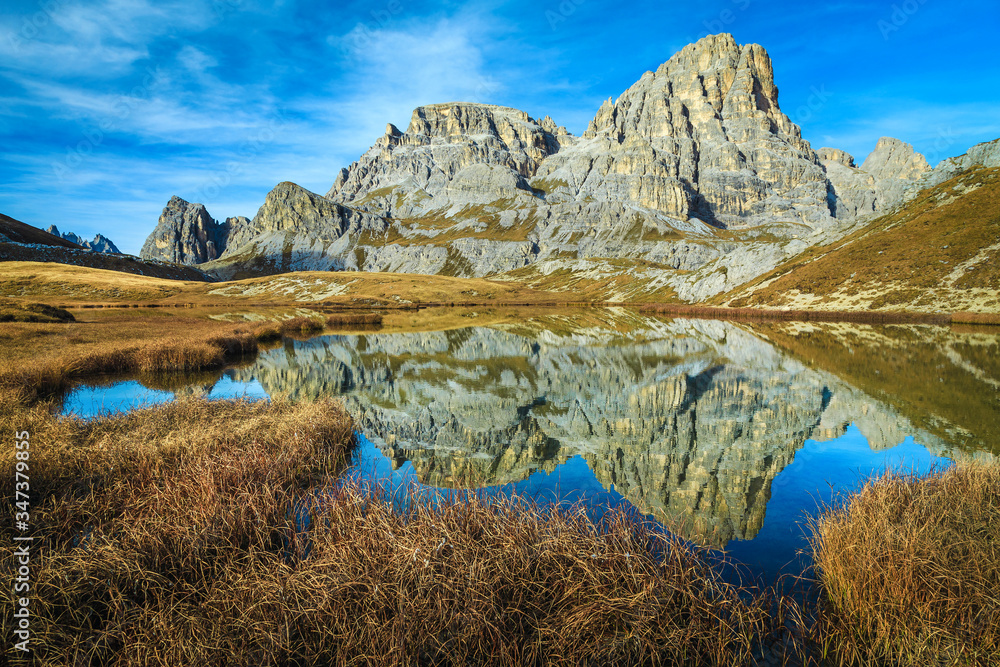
[1,0,213,77]
[322,17,504,141]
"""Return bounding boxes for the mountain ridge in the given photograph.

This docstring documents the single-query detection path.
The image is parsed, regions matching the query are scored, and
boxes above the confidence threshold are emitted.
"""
[133,33,996,311]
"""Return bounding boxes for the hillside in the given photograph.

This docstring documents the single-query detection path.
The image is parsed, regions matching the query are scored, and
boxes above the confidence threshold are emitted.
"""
[0,213,82,248]
[719,166,1000,313]
[0,262,573,307]
[0,214,213,283]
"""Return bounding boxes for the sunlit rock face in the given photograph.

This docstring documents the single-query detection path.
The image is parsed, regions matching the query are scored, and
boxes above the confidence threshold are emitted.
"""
[231,315,937,547]
[147,33,976,302]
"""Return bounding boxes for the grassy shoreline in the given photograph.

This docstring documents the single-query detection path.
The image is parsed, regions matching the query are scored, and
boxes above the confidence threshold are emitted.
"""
[2,260,998,323]
[2,379,998,663]
[0,310,382,399]
[809,462,1000,666]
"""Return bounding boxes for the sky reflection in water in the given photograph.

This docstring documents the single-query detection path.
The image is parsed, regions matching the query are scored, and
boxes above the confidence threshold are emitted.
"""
[59,320,965,585]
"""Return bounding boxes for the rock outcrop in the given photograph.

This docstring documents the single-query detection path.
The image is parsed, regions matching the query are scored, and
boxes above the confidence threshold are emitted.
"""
[45,226,121,254]
[922,137,1000,187]
[201,182,388,279]
[140,196,230,265]
[142,33,997,302]
[818,137,932,219]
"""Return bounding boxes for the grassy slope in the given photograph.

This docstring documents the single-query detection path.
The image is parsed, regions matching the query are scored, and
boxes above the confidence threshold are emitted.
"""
[748,321,1000,454]
[0,262,581,307]
[0,212,81,248]
[717,166,1000,313]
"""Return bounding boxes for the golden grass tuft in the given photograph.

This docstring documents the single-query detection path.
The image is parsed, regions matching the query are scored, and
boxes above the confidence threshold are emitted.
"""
[279,315,325,334]
[0,388,785,666]
[950,311,1000,326]
[271,486,778,666]
[808,460,1000,666]
[324,311,383,328]
[0,392,357,665]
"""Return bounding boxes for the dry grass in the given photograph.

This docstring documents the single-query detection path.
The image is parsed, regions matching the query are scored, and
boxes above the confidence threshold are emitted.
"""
[808,461,1000,666]
[0,298,75,323]
[325,311,383,328]
[261,485,780,666]
[951,312,1000,325]
[640,303,953,325]
[0,385,787,666]
[0,391,357,666]
[0,309,383,400]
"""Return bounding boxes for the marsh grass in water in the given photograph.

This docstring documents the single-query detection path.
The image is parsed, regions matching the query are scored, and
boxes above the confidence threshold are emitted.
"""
[0,388,790,666]
[809,462,1000,666]
[0,310,382,399]
[0,391,356,665]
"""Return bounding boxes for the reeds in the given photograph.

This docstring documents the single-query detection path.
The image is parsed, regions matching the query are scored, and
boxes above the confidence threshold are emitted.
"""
[639,303,955,325]
[268,485,778,666]
[808,461,1000,666]
[324,311,383,328]
[279,315,325,334]
[0,390,783,666]
[950,311,1000,326]
[0,393,356,666]
[0,311,382,399]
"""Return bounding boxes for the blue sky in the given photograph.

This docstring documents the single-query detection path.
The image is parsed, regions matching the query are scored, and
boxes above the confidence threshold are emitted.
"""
[2,0,998,255]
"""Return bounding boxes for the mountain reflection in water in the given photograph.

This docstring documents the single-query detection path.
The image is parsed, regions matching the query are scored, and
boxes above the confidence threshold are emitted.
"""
[60,313,997,580]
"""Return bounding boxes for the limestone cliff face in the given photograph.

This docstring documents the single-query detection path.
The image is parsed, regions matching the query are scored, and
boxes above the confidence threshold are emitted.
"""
[230,316,938,546]
[327,104,566,216]
[145,33,993,301]
[535,34,830,228]
[202,182,388,278]
[140,196,230,265]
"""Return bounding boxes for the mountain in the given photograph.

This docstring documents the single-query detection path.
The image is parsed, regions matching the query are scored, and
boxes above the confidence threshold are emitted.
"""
[140,196,243,265]
[718,142,1000,313]
[45,225,121,254]
[1,213,82,248]
[1,212,212,282]
[142,33,992,309]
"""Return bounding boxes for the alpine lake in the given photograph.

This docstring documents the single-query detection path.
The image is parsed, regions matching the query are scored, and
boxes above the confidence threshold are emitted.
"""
[58,307,1000,587]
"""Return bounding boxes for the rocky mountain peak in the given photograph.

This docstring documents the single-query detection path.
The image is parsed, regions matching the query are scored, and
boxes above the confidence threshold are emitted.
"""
[817,148,856,168]
[325,102,568,211]
[140,195,229,265]
[45,225,121,254]
[541,33,826,227]
[861,137,931,181]
[407,103,526,137]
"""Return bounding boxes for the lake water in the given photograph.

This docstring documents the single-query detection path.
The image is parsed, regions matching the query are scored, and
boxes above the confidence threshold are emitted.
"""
[60,310,1000,585]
